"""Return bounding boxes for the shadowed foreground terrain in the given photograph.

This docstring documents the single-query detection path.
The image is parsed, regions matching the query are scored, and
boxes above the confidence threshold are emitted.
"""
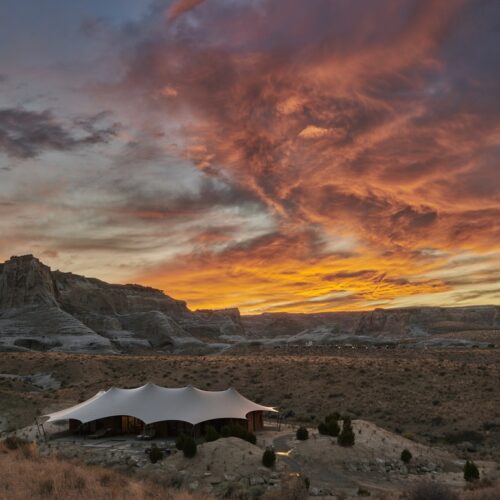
[0,438,204,500]
[1,348,499,460]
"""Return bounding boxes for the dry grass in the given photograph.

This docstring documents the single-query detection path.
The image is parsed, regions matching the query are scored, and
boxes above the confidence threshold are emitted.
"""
[461,478,500,499]
[0,439,207,500]
[461,487,500,500]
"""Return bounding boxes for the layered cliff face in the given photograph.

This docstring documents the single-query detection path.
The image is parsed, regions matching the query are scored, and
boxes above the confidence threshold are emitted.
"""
[354,306,500,337]
[241,306,499,347]
[0,255,58,309]
[54,271,190,317]
[0,255,244,353]
[0,254,498,353]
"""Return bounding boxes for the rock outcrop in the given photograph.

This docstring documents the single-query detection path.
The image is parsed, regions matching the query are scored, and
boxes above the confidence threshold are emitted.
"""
[0,255,58,309]
[0,255,244,353]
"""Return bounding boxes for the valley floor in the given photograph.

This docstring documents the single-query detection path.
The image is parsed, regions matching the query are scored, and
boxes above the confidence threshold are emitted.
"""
[1,348,499,458]
[1,348,500,498]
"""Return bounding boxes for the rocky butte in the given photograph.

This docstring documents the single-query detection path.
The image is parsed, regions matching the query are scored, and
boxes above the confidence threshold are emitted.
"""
[0,255,244,353]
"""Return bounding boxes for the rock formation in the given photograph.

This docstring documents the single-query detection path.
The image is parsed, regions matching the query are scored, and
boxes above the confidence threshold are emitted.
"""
[0,254,498,353]
[0,255,58,308]
[0,255,244,353]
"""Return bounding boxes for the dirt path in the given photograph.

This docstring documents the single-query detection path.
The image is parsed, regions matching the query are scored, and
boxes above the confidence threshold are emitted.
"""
[273,433,359,493]
[273,434,302,473]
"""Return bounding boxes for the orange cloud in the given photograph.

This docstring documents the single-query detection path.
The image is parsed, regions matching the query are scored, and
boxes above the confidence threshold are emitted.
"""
[112,0,500,312]
[8,0,493,314]
[167,0,206,21]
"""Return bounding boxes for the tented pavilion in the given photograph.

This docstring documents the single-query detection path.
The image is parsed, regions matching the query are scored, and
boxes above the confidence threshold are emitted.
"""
[43,384,277,437]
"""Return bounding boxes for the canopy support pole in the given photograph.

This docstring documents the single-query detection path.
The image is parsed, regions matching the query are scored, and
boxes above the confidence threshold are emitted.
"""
[34,417,41,439]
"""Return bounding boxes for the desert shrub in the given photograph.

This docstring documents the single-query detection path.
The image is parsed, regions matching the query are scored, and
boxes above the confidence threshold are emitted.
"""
[74,476,86,490]
[2,436,36,458]
[464,460,480,482]
[38,479,54,496]
[337,416,355,447]
[296,427,309,441]
[401,448,413,464]
[444,431,484,445]
[182,436,197,458]
[3,436,29,450]
[99,473,112,487]
[175,433,187,450]
[220,423,257,444]
[408,481,458,500]
[318,413,340,437]
[326,412,341,422]
[148,444,164,464]
[242,429,257,445]
[169,473,184,489]
[464,477,494,492]
[262,448,276,468]
[204,425,220,442]
[327,419,340,437]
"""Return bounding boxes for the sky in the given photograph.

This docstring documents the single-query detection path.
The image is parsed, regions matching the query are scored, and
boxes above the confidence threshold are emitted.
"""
[0,0,499,314]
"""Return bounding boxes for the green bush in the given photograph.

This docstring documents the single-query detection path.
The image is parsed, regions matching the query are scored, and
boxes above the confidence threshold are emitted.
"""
[175,434,187,450]
[401,448,412,464]
[444,431,484,445]
[182,436,197,458]
[262,448,276,468]
[337,416,355,447]
[204,425,220,442]
[463,460,479,482]
[148,444,164,463]
[326,412,341,423]
[318,414,340,437]
[220,423,256,444]
[242,429,256,444]
[327,419,340,437]
[3,436,29,450]
[296,426,309,441]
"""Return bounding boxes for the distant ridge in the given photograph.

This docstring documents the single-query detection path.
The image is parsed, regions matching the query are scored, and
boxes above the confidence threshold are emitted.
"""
[0,255,498,353]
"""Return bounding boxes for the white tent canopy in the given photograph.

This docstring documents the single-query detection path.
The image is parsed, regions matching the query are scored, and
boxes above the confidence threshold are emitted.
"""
[43,384,276,425]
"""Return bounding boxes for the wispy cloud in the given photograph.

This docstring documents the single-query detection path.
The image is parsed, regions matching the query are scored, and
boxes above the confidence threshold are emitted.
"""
[0,108,120,159]
[167,0,206,21]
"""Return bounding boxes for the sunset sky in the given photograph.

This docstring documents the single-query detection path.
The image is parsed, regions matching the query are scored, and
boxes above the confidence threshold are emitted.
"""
[0,0,499,313]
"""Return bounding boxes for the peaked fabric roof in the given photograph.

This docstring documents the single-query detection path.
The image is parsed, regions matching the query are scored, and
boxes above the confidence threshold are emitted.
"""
[43,384,276,425]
